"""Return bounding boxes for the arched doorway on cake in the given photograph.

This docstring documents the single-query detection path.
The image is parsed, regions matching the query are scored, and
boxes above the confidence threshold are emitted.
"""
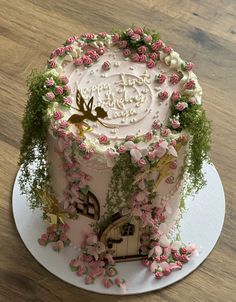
[76,190,100,220]
[99,214,148,261]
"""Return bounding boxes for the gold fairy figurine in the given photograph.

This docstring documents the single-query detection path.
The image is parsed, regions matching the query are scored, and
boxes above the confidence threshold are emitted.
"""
[68,90,109,135]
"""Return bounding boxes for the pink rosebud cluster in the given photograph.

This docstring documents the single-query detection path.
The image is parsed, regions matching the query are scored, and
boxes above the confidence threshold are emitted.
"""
[152,120,161,130]
[158,91,169,101]
[144,35,152,44]
[48,59,57,69]
[55,85,64,95]
[98,31,108,38]
[112,32,120,43]
[82,33,96,40]
[188,96,197,106]
[45,92,55,101]
[137,45,147,54]
[119,40,128,49]
[184,80,196,90]
[99,134,110,144]
[74,48,105,67]
[147,59,155,69]
[171,91,181,102]
[69,232,126,289]
[161,128,171,137]
[123,48,131,57]
[45,78,54,87]
[170,115,180,129]
[81,54,93,66]
[144,131,153,141]
[140,238,196,280]
[63,97,73,105]
[86,49,100,61]
[65,36,76,45]
[183,61,195,71]
[149,52,159,61]
[53,111,63,120]
[156,74,167,84]
[102,61,111,71]
[169,73,180,85]
[175,102,188,111]
[38,223,70,250]
[151,40,163,51]
[163,45,172,54]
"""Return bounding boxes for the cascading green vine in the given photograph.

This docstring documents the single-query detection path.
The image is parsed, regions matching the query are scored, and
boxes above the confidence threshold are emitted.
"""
[19,70,51,210]
[93,152,140,234]
[105,152,140,214]
[172,103,211,193]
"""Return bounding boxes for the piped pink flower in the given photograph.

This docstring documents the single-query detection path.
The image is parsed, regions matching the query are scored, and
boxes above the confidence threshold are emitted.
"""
[55,86,64,95]
[144,35,152,44]
[74,58,83,66]
[84,275,94,285]
[102,61,111,71]
[45,78,54,87]
[53,111,63,120]
[137,45,147,54]
[130,33,141,41]
[176,102,188,111]
[45,92,55,101]
[184,80,195,90]
[99,134,110,144]
[102,278,113,288]
[185,62,195,71]
[171,91,181,102]
[156,74,167,84]
[134,26,144,35]
[158,91,169,101]
[152,40,163,51]
[147,59,155,68]
[119,40,128,49]
[163,45,172,54]
[123,141,148,162]
[169,73,180,85]
[123,48,131,57]
[112,33,120,43]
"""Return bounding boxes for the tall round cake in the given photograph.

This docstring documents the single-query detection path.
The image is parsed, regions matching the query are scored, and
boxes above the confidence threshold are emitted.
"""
[19,26,211,285]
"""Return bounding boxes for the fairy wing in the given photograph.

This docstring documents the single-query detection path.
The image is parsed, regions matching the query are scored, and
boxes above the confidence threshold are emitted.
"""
[85,96,94,113]
[76,90,86,113]
[68,114,84,124]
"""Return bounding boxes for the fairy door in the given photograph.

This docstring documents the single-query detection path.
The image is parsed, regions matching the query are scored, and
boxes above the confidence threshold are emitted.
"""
[100,216,143,260]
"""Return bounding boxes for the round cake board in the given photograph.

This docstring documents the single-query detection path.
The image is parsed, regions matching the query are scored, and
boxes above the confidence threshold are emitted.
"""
[12,162,225,295]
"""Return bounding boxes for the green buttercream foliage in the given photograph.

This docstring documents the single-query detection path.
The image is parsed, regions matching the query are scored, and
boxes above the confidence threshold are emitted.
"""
[172,104,211,193]
[106,152,139,214]
[93,153,140,234]
[19,70,51,210]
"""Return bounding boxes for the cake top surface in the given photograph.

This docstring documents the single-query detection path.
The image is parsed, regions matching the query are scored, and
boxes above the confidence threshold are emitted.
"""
[44,27,202,157]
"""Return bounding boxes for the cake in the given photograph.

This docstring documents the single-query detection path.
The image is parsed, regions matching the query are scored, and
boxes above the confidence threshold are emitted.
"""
[19,26,211,288]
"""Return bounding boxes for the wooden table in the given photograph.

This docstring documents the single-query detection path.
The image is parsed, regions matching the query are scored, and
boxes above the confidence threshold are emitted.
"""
[0,0,235,301]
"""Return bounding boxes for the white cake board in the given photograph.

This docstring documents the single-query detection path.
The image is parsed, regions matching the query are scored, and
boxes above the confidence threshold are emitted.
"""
[12,162,225,295]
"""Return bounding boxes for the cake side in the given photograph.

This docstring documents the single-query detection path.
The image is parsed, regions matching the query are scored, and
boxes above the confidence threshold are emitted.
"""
[18,26,211,286]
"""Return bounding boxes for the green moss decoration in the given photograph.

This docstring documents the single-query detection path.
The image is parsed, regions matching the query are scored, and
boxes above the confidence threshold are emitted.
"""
[19,70,52,210]
[172,104,211,193]
[106,152,139,214]
[93,153,140,234]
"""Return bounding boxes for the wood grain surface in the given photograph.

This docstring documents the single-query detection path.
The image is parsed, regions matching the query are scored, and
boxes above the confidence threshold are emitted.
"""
[0,0,236,301]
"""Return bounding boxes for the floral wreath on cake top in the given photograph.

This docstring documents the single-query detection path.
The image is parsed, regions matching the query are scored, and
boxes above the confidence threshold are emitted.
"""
[19,26,211,289]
